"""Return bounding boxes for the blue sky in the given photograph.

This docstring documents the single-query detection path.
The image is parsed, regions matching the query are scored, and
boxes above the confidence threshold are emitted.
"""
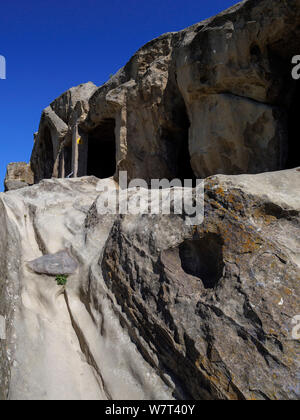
[0,0,238,190]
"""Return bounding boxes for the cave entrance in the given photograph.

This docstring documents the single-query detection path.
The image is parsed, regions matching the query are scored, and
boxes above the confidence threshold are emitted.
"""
[87,119,116,179]
[161,100,196,186]
[267,38,300,170]
[286,82,300,169]
[43,126,54,179]
[63,145,72,177]
[175,105,196,186]
[179,234,225,290]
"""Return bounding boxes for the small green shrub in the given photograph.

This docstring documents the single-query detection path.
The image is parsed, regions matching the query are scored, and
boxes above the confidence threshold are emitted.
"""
[55,274,68,286]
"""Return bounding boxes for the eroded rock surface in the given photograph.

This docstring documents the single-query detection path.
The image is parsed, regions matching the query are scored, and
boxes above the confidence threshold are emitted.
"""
[0,170,299,400]
[0,177,174,400]
[4,163,34,192]
[102,168,300,400]
[19,0,300,185]
[1,0,300,402]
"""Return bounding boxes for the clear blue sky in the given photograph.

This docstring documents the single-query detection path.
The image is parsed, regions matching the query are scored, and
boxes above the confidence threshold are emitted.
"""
[0,0,238,190]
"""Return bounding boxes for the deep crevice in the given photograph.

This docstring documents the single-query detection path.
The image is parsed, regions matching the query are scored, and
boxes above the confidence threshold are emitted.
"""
[63,290,112,400]
[267,44,300,170]
[161,98,196,186]
[179,234,224,290]
[286,82,300,169]
[87,119,116,179]
[64,145,72,177]
[42,126,54,179]
[176,110,196,186]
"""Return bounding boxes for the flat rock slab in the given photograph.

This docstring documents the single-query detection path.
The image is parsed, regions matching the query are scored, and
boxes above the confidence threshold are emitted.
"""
[28,250,78,276]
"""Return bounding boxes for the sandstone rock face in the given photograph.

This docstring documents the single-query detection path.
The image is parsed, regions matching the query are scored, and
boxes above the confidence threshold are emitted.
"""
[4,163,34,192]
[0,178,174,400]
[1,0,300,402]
[102,168,300,400]
[0,169,299,400]
[17,0,300,186]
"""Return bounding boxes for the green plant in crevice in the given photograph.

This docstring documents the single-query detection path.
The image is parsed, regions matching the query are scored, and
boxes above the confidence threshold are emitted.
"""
[55,274,68,287]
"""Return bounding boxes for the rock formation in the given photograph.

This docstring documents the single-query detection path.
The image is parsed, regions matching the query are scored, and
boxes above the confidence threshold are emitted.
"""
[0,170,299,400]
[1,0,300,401]
[102,168,300,400]
[4,163,34,192]
[26,0,300,186]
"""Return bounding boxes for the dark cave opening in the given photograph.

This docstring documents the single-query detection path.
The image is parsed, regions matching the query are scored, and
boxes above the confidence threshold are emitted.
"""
[179,234,225,290]
[64,145,72,177]
[161,100,196,186]
[175,106,196,186]
[286,82,300,169]
[267,39,300,170]
[87,119,116,179]
[43,126,54,179]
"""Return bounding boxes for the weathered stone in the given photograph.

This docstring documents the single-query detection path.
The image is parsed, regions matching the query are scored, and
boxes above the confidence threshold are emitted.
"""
[0,168,298,400]
[102,168,300,400]
[28,250,78,276]
[30,82,97,183]
[10,0,298,186]
[4,163,34,192]
[0,177,174,400]
[1,0,300,402]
